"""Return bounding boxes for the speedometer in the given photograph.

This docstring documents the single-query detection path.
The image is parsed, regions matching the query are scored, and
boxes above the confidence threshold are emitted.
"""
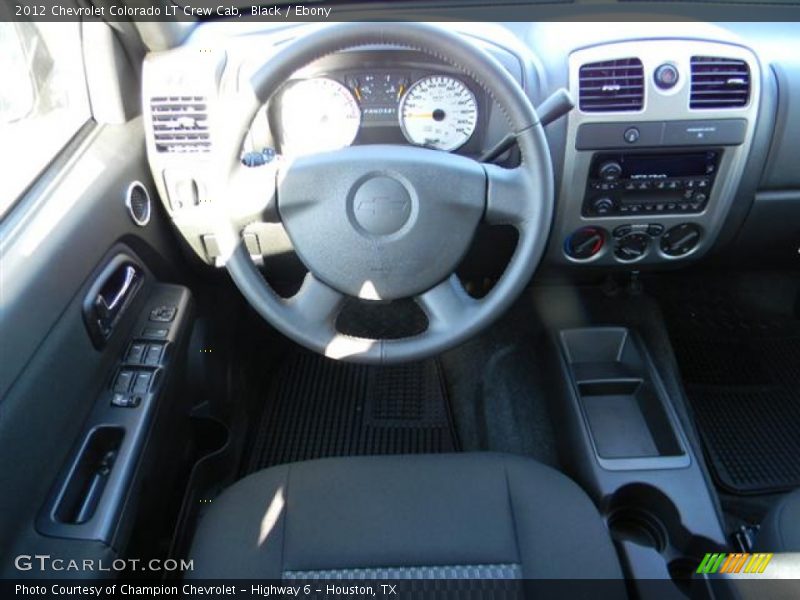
[399,76,478,151]
[279,78,361,156]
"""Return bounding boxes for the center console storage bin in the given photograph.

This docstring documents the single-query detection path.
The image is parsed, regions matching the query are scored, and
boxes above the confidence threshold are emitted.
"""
[559,327,688,468]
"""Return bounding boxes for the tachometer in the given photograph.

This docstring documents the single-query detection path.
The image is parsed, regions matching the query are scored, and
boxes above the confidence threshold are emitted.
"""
[279,77,361,156]
[399,75,478,151]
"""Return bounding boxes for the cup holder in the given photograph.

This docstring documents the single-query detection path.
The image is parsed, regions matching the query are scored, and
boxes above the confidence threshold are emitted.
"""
[606,484,724,592]
[608,507,669,553]
[668,557,703,589]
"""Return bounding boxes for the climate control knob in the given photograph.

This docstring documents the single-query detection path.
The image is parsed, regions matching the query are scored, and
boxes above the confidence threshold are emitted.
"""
[565,227,605,260]
[614,232,650,262]
[661,223,702,257]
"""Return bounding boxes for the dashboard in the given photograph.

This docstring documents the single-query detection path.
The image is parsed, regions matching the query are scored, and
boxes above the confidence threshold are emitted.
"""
[142,22,800,274]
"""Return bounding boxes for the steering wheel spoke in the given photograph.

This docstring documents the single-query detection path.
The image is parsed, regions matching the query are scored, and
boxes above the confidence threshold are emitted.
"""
[483,163,535,227]
[285,272,344,335]
[417,275,478,332]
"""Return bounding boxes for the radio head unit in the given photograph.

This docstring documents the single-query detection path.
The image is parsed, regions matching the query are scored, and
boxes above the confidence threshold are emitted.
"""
[583,151,720,217]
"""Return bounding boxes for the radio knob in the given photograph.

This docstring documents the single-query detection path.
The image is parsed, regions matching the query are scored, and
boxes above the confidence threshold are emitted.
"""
[598,161,623,181]
[592,196,614,215]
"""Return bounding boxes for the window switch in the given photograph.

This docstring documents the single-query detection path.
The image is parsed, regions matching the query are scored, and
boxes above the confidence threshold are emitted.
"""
[149,305,177,323]
[144,344,163,366]
[113,370,134,393]
[111,393,142,408]
[142,327,169,339]
[132,371,153,394]
[126,343,146,364]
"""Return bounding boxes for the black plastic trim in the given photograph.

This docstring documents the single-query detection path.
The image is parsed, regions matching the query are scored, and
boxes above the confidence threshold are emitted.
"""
[36,284,192,545]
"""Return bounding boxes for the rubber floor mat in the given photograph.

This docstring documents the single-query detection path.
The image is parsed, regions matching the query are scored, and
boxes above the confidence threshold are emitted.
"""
[660,288,800,494]
[245,352,458,472]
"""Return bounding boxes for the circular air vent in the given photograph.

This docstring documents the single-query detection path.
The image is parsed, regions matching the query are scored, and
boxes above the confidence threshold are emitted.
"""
[126,181,151,227]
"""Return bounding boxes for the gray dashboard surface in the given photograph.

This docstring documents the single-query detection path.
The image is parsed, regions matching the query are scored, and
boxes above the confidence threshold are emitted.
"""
[152,20,800,270]
[761,58,800,189]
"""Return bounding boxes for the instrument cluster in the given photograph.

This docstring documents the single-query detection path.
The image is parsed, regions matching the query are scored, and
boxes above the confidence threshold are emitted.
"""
[274,70,481,156]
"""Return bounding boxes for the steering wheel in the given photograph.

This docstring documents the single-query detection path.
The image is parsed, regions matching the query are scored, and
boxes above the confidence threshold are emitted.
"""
[210,22,553,364]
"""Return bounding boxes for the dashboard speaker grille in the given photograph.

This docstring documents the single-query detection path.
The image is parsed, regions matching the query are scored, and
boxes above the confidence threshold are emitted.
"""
[150,96,210,153]
[690,56,750,109]
[578,58,644,112]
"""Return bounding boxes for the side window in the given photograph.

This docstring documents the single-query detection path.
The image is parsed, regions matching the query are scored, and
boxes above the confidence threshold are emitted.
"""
[0,22,91,217]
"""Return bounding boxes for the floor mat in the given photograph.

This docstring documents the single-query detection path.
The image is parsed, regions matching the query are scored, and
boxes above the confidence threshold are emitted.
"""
[244,352,458,473]
[659,285,800,494]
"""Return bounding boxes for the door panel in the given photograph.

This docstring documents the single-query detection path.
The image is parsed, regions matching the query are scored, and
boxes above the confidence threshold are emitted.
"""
[0,119,189,573]
[1,119,180,396]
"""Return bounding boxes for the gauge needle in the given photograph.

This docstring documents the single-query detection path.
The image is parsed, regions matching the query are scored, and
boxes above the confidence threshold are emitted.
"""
[353,87,362,101]
[405,112,434,119]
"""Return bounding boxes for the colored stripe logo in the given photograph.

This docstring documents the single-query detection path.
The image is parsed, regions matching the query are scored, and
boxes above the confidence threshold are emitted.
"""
[697,553,773,574]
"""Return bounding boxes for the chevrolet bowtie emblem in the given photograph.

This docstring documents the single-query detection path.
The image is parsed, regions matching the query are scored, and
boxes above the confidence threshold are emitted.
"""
[356,197,410,215]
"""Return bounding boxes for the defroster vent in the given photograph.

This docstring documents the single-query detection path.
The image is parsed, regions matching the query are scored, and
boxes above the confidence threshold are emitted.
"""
[690,57,750,109]
[150,96,210,153]
[579,58,644,112]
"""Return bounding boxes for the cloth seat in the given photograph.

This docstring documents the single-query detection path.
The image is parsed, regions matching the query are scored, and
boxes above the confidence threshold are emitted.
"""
[756,488,800,551]
[188,452,623,581]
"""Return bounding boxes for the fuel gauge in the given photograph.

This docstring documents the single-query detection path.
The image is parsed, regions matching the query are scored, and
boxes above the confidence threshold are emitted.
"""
[351,73,409,123]
[380,73,409,103]
[353,73,408,105]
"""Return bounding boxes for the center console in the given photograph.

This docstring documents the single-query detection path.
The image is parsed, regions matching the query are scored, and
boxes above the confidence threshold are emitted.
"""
[553,325,728,595]
[555,40,761,266]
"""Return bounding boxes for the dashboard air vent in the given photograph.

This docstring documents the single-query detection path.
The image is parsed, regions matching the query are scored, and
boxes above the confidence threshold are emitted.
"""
[126,182,151,227]
[150,96,210,153]
[578,58,644,112]
[690,57,750,109]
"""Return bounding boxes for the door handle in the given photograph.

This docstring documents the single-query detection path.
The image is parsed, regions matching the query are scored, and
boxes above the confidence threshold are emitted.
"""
[94,265,138,322]
[83,256,144,348]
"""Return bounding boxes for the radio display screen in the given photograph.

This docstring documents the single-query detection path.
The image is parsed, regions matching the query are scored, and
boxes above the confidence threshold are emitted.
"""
[619,153,712,179]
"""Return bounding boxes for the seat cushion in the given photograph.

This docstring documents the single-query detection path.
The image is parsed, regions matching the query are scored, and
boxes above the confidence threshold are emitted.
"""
[756,488,800,551]
[188,452,623,580]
